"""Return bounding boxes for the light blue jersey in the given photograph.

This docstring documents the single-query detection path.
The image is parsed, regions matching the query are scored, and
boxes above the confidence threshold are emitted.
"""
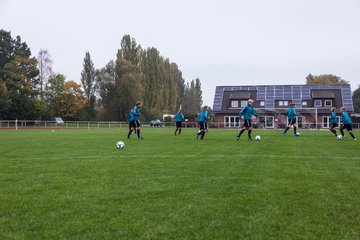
[330,112,338,124]
[129,106,141,121]
[198,110,208,122]
[238,105,258,120]
[175,113,184,122]
[287,107,297,120]
[341,112,352,124]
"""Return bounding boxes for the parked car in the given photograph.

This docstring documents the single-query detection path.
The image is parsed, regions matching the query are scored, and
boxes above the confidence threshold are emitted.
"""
[150,119,163,127]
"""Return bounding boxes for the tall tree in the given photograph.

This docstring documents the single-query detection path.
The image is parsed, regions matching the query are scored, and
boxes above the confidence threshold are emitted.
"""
[306,74,349,85]
[37,49,53,100]
[195,78,203,107]
[96,60,117,120]
[353,86,360,113]
[0,29,40,119]
[80,51,96,120]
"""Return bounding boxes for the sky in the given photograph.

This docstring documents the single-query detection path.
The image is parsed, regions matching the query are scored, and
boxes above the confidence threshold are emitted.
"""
[1,0,360,106]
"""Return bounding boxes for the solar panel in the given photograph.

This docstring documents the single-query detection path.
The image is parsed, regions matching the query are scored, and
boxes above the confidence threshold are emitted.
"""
[265,86,275,99]
[212,84,354,112]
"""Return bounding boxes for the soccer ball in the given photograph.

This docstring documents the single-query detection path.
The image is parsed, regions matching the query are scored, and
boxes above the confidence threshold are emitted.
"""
[116,141,125,149]
[337,135,343,140]
[255,135,261,141]
[295,132,300,136]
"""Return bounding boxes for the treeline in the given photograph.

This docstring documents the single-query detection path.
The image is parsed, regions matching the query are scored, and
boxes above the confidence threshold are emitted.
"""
[0,30,202,121]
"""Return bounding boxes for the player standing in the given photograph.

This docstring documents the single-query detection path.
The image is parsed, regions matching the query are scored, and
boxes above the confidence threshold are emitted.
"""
[174,110,185,136]
[127,101,143,140]
[236,99,258,141]
[196,106,209,140]
[339,107,356,140]
[282,102,299,136]
[329,107,338,137]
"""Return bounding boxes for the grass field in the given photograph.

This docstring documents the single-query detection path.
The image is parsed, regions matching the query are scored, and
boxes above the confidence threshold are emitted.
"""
[0,127,360,239]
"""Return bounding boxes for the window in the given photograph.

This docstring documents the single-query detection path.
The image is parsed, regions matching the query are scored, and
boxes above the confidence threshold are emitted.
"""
[279,101,283,106]
[283,101,288,106]
[302,101,307,106]
[240,100,247,107]
[231,100,238,108]
[324,100,332,107]
[314,100,322,107]
[260,101,265,107]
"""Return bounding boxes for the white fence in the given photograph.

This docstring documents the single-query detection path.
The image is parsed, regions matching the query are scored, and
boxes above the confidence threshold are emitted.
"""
[0,120,359,130]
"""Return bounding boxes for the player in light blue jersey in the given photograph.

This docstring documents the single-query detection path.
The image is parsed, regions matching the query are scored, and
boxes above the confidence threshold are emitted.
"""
[329,107,338,137]
[340,107,356,140]
[282,102,299,136]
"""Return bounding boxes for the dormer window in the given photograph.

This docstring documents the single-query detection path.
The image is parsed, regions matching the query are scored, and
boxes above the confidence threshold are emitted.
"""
[314,100,322,107]
[324,100,332,107]
[231,100,239,108]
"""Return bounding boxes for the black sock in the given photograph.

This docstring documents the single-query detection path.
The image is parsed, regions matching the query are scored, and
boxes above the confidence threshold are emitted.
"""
[127,129,133,138]
[330,129,336,135]
[340,129,344,136]
[175,128,178,134]
[294,126,297,134]
[248,130,252,139]
[137,129,141,138]
[284,127,289,133]
[239,129,245,137]
[179,128,182,135]
[200,131,205,139]
[349,131,355,139]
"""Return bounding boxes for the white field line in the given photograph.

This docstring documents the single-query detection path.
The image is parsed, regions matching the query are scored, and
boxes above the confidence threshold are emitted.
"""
[16,153,360,161]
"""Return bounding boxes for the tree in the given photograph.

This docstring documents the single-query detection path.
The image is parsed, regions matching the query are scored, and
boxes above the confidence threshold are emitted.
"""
[80,51,97,120]
[353,86,360,113]
[0,29,40,119]
[54,80,86,120]
[37,49,53,100]
[96,60,117,120]
[44,74,66,117]
[182,78,203,114]
[306,73,349,85]
[2,55,40,119]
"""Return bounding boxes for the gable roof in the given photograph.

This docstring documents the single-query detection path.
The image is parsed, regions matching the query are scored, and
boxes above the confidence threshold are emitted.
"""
[213,84,353,112]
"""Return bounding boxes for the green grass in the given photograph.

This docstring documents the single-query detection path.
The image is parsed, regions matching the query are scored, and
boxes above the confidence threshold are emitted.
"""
[0,128,359,239]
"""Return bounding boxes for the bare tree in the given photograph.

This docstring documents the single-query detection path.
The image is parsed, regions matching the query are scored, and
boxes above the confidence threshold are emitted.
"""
[37,49,53,100]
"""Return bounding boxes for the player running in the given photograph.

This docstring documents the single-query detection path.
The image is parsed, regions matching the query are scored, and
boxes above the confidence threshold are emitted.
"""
[329,107,338,137]
[339,107,356,140]
[196,106,209,140]
[282,102,299,136]
[127,101,143,140]
[174,110,185,136]
[236,99,258,141]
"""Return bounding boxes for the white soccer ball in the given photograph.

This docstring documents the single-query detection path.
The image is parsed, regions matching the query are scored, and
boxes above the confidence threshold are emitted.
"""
[255,135,261,141]
[337,135,343,140]
[295,132,300,136]
[116,141,125,149]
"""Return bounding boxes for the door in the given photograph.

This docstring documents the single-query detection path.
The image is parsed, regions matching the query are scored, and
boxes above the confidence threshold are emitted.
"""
[265,116,274,128]
[224,116,240,128]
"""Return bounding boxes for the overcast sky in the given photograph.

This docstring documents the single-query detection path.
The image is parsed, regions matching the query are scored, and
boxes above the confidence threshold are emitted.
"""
[1,0,359,106]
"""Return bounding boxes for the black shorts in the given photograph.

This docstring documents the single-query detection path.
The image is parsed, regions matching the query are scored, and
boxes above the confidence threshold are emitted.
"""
[243,120,252,128]
[340,124,352,131]
[129,120,141,129]
[288,118,296,125]
[199,121,207,130]
[330,123,338,128]
[176,121,182,128]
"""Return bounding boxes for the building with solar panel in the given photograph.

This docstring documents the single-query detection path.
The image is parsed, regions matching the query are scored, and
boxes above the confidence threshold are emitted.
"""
[212,84,354,129]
